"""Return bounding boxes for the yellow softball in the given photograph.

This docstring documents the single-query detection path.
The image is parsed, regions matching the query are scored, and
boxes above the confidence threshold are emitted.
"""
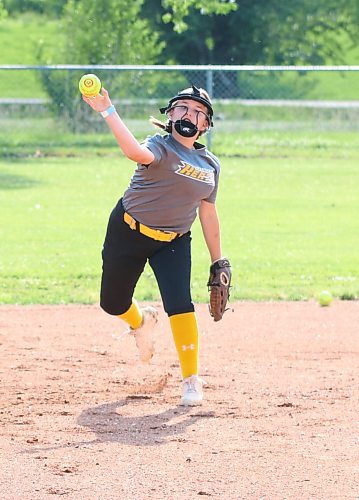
[318,290,333,307]
[79,74,102,97]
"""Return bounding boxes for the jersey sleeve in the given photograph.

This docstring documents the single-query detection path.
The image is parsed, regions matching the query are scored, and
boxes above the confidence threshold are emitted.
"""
[140,134,165,166]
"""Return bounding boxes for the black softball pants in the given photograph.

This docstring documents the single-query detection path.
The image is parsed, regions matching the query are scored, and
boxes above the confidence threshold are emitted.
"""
[100,199,195,317]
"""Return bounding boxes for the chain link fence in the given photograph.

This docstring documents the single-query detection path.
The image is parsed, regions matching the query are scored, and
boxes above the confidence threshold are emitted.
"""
[1,65,358,146]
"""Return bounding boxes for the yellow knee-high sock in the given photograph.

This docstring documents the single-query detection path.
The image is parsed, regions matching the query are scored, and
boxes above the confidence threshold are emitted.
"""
[169,312,199,379]
[118,299,143,329]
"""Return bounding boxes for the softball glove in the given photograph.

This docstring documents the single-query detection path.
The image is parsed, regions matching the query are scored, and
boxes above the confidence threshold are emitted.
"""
[207,258,232,321]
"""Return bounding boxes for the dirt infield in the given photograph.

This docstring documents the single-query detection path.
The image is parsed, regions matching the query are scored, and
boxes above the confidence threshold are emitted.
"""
[0,301,358,499]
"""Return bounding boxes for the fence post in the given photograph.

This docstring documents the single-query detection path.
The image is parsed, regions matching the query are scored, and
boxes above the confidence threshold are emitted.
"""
[206,68,213,150]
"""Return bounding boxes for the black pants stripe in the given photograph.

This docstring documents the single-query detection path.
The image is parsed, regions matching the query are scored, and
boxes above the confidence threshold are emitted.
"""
[100,200,195,317]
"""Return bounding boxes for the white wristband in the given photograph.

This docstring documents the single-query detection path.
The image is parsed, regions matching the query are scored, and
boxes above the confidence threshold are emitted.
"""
[100,105,116,118]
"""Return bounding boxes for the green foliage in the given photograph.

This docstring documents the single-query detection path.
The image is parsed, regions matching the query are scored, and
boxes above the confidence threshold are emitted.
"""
[139,0,359,98]
[3,0,358,69]
[3,0,66,17]
[62,0,162,66]
[143,0,358,66]
[162,0,237,33]
[37,0,163,130]
[260,0,358,65]
[1,7,358,103]
[0,13,357,101]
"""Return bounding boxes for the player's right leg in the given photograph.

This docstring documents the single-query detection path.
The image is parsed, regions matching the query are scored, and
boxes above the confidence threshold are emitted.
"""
[100,200,161,361]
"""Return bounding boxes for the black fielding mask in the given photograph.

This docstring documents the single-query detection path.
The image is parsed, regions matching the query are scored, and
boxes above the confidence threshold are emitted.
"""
[174,120,198,138]
[160,84,214,127]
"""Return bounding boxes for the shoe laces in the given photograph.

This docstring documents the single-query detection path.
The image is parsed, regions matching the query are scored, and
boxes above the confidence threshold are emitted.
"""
[112,306,157,341]
[112,325,132,341]
[184,376,204,393]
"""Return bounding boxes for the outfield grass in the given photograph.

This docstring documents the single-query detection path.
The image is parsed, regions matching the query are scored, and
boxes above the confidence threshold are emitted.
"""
[2,107,359,158]
[1,14,358,305]
[0,124,358,304]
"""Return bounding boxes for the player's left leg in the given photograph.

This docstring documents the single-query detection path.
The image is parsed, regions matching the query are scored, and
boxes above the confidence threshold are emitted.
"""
[149,233,203,405]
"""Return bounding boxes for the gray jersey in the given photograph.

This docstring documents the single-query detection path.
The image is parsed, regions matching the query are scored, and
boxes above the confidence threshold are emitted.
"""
[122,133,220,233]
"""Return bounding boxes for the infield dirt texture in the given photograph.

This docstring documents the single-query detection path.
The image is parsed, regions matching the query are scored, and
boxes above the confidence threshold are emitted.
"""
[0,301,358,499]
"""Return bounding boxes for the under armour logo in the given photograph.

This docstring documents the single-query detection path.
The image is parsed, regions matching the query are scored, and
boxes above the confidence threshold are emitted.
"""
[182,344,195,351]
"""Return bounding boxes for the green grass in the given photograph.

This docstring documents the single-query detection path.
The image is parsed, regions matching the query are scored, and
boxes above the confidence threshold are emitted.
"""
[308,32,359,100]
[273,70,359,100]
[275,31,359,100]
[1,14,358,304]
[1,107,359,158]
[0,124,358,304]
[0,13,62,97]
[304,71,359,100]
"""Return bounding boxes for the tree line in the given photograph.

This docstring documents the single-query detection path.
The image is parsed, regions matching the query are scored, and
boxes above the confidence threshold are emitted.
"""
[2,0,358,65]
[2,0,357,127]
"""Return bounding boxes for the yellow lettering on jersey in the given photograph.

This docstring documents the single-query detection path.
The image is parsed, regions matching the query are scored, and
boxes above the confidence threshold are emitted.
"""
[175,161,215,185]
[197,171,207,180]
[190,170,199,178]
[178,164,194,176]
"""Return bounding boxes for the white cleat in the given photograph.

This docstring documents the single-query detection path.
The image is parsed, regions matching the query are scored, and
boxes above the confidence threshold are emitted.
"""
[131,306,158,362]
[180,375,204,406]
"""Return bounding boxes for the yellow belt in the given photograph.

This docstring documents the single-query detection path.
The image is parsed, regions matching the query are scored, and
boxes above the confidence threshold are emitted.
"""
[124,212,181,242]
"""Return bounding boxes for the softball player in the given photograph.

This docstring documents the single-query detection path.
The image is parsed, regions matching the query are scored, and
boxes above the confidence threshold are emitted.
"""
[83,85,223,406]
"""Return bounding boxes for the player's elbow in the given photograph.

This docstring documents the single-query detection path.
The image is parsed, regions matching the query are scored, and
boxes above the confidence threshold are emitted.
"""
[126,146,154,165]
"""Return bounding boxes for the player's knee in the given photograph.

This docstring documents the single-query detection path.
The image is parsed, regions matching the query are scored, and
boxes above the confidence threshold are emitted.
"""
[166,303,195,317]
[100,300,119,315]
[100,297,130,316]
